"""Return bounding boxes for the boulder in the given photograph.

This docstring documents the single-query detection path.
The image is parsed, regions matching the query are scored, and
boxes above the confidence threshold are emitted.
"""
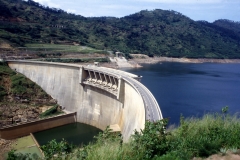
[49,99,57,104]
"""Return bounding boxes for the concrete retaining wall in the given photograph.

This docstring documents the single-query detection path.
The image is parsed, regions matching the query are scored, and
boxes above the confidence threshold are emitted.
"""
[7,61,149,141]
[0,113,76,140]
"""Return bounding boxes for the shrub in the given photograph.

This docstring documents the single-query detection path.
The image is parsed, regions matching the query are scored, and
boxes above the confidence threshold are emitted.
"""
[169,113,240,158]
[6,111,240,160]
[131,119,169,159]
[0,64,16,76]
[124,53,133,59]
[40,105,59,118]
[40,58,110,63]
[0,86,7,100]
[40,139,74,159]
[37,53,47,58]
[74,126,125,160]
[7,149,38,160]
[10,75,28,95]
[0,61,7,66]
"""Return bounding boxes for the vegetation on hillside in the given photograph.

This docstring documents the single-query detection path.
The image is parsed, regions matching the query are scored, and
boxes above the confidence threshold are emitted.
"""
[23,43,108,54]
[39,104,63,118]
[0,61,50,102]
[38,57,110,63]
[0,0,240,58]
[213,19,240,35]
[0,62,60,127]
[7,109,240,160]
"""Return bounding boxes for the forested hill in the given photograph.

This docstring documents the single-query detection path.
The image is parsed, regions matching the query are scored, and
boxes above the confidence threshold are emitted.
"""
[0,0,240,58]
[213,19,240,34]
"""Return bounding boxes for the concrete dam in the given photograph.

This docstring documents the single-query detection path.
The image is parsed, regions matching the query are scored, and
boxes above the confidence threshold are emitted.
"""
[7,60,163,141]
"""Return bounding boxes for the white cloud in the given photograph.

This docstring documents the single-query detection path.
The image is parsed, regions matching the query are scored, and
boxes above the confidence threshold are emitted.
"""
[136,0,223,4]
[33,0,60,8]
[66,9,77,14]
[27,0,239,21]
[102,4,138,10]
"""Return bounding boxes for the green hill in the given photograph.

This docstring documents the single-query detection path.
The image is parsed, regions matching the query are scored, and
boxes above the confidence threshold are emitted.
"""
[0,0,240,58]
[213,19,240,34]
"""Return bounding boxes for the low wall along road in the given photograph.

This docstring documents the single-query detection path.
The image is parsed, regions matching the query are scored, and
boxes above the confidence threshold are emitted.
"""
[7,60,163,141]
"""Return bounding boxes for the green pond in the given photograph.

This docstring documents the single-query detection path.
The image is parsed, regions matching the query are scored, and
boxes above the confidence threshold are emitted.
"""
[33,123,102,146]
[3,136,43,159]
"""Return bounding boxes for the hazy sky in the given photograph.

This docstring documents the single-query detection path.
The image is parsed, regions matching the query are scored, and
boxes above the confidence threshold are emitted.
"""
[33,0,240,22]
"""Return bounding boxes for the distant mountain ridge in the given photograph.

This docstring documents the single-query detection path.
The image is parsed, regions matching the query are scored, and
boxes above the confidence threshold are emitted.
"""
[0,0,240,58]
[213,19,240,34]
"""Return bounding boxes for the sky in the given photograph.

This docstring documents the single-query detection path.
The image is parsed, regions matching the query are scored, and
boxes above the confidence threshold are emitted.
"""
[32,0,240,22]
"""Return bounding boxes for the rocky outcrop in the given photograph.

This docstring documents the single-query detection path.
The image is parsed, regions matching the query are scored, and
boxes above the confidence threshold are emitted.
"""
[0,138,14,159]
[0,105,41,127]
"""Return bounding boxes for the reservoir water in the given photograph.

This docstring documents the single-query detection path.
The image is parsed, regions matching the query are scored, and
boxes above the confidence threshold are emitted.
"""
[33,123,102,146]
[34,62,240,145]
[124,62,240,125]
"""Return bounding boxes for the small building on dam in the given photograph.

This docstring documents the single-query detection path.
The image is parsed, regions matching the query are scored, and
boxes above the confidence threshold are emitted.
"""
[6,60,163,141]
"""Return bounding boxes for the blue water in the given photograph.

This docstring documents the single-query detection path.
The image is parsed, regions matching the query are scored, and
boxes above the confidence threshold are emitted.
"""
[124,62,240,125]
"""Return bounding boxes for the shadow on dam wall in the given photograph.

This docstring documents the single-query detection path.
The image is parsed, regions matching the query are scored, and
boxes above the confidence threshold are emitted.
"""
[6,60,162,142]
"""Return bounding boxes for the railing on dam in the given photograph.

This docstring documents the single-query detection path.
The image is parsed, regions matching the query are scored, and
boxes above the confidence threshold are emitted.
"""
[80,67,121,97]
[80,66,144,100]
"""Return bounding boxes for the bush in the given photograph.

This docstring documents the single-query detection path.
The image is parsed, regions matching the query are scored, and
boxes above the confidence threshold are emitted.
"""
[168,113,240,158]
[62,112,240,159]
[10,74,39,96]
[40,58,109,63]
[6,110,240,160]
[0,86,7,100]
[37,53,47,58]
[7,149,39,160]
[131,119,169,159]
[74,126,125,160]
[0,64,16,76]
[10,75,28,95]
[124,53,133,59]
[40,139,74,159]
[154,152,181,160]
[40,105,59,118]
[0,61,7,66]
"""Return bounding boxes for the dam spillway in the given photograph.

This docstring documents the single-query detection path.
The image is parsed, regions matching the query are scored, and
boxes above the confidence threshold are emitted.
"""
[7,60,163,141]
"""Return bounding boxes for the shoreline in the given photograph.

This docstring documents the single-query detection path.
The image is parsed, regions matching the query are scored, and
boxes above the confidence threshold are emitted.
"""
[101,56,240,69]
[130,57,240,66]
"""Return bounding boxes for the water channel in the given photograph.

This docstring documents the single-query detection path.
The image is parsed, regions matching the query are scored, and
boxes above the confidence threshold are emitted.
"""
[33,122,102,146]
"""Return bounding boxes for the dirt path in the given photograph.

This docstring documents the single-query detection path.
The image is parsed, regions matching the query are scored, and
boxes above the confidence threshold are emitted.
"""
[193,152,240,160]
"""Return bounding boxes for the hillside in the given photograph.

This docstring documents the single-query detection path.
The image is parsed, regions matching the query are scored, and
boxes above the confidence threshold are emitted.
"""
[213,19,240,34]
[0,62,60,128]
[0,0,240,58]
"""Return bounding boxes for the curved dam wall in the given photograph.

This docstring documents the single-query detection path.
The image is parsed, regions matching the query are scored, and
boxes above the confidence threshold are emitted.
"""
[7,60,162,141]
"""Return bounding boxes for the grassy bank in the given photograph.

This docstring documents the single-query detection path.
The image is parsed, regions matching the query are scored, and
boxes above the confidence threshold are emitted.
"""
[0,61,50,101]
[37,57,110,63]
[9,111,240,160]
[75,113,240,160]
[21,44,108,54]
